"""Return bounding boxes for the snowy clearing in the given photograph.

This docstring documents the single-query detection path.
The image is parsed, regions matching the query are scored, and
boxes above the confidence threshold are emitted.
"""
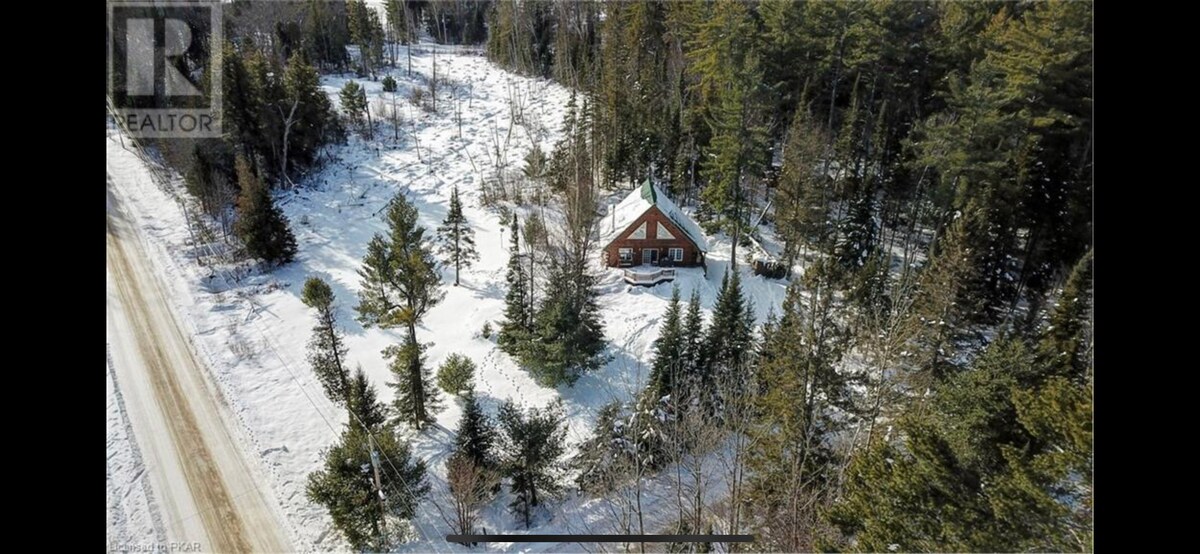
[106,43,791,552]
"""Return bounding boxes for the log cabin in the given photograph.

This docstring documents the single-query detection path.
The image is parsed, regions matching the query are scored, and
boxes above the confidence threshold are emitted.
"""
[600,180,708,270]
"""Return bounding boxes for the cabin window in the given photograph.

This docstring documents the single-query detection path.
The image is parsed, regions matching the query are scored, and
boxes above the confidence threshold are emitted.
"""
[669,247,684,262]
[630,222,648,239]
[618,248,634,263]
[657,223,676,239]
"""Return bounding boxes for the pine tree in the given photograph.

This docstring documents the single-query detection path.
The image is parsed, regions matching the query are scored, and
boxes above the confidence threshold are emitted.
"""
[346,367,388,430]
[355,191,444,332]
[306,374,427,551]
[990,376,1093,551]
[384,334,442,429]
[648,286,686,401]
[690,0,768,266]
[498,214,531,354]
[301,277,351,405]
[356,192,443,428]
[907,202,989,386]
[573,401,634,494]
[454,389,498,475]
[775,104,832,266]
[233,155,297,265]
[522,256,606,387]
[303,0,350,70]
[282,54,340,173]
[436,185,479,286]
[678,288,706,403]
[436,353,476,397]
[497,399,567,529]
[828,335,1090,551]
[703,270,754,390]
[1036,249,1093,381]
[747,281,848,551]
[339,80,368,132]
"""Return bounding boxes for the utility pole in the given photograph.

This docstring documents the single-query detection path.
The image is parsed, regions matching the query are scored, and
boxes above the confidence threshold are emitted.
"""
[369,435,389,545]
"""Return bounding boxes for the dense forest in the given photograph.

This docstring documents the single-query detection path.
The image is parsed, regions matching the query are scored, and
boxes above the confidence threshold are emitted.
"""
[111,1,1092,551]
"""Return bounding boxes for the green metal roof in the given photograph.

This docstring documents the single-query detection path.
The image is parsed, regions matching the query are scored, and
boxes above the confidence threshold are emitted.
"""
[640,178,656,203]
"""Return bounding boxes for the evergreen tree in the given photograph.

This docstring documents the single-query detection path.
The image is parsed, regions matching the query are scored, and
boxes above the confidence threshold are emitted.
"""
[437,353,476,397]
[306,374,427,551]
[339,80,368,132]
[282,54,340,173]
[775,104,833,266]
[907,202,989,385]
[454,389,498,477]
[990,376,1093,551]
[573,401,634,494]
[346,367,388,430]
[303,0,351,70]
[497,400,567,529]
[690,0,769,265]
[347,0,384,77]
[355,191,444,332]
[436,185,479,286]
[703,271,754,396]
[648,286,686,401]
[233,155,297,265]
[680,288,706,394]
[384,334,442,429]
[301,277,351,405]
[1036,249,1093,381]
[521,255,606,387]
[498,214,531,354]
[356,192,443,427]
[746,280,849,550]
[828,334,1091,551]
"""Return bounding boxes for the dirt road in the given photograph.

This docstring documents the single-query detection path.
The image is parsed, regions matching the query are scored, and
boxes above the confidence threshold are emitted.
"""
[106,179,290,553]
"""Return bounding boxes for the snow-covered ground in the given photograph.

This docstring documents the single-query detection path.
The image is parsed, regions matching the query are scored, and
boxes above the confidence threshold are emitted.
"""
[106,43,791,552]
[106,353,166,551]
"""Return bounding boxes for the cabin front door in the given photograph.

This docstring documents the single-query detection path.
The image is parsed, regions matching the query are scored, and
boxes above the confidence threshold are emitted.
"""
[642,248,658,265]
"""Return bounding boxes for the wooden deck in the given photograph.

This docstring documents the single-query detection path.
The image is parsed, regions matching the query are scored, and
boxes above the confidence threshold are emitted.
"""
[623,267,676,286]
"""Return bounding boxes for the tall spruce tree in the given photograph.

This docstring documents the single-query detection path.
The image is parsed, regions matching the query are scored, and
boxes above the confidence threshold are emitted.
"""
[521,255,606,387]
[346,367,388,431]
[747,282,849,551]
[436,185,479,286]
[339,80,368,133]
[301,277,351,406]
[498,214,531,354]
[668,287,707,411]
[648,286,686,401]
[497,399,567,529]
[306,373,427,551]
[233,155,297,265]
[356,192,443,427]
[384,334,442,430]
[1036,249,1093,381]
[454,389,498,480]
[703,271,754,395]
[355,191,444,332]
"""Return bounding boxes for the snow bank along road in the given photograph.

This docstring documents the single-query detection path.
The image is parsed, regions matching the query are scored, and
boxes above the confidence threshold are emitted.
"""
[106,177,289,553]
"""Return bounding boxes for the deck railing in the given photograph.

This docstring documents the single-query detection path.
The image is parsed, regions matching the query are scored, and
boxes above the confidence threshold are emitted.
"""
[623,267,677,286]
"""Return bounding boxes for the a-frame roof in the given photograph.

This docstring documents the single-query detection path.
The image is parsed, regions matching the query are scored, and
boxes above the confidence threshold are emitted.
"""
[600,180,708,252]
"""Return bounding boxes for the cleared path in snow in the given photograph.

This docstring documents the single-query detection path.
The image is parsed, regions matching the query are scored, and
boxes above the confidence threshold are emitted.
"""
[106,177,289,553]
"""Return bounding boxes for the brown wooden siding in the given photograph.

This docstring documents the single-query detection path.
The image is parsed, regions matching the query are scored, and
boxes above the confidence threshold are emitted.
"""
[603,206,705,267]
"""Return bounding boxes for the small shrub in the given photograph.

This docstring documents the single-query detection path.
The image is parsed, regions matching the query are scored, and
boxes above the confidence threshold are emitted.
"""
[382,75,398,92]
[481,321,493,339]
[437,354,476,396]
